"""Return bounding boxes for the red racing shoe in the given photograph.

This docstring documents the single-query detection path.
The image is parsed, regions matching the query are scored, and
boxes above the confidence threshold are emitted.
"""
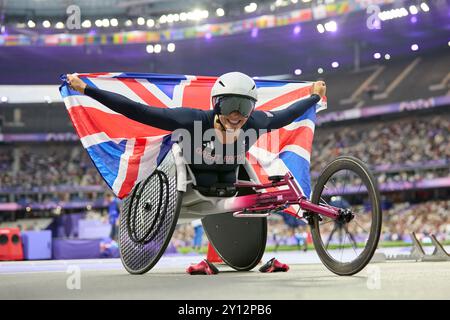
[259,258,290,273]
[186,259,219,275]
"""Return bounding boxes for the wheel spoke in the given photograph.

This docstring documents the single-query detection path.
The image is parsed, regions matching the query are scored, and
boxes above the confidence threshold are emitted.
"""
[327,177,339,193]
[344,224,359,257]
[356,180,364,195]
[340,228,347,261]
[341,170,350,196]
[320,196,330,206]
[352,219,369,235]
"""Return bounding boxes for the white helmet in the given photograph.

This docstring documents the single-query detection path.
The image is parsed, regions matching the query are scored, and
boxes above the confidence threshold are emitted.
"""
[211,72,257,117]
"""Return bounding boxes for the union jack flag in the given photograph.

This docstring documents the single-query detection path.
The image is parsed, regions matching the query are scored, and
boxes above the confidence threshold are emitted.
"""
[59,73,326,204]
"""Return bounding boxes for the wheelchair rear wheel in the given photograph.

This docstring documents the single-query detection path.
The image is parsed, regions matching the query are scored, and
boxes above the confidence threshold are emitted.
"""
[119,152,182,275]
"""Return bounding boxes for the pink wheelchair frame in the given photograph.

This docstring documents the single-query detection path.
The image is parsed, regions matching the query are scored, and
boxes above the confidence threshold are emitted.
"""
[231,172,341,221]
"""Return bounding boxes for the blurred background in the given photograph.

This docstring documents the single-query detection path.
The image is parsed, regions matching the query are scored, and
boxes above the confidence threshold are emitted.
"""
[0,0,448,260]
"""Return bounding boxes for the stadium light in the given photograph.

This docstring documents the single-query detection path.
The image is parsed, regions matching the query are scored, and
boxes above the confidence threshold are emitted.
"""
[137,17,145,25]
[216,8,225,17]
[110,18,119,27]
[42,20,51,28]
[27,20,36,28]
[55,22,65,29]
[146,45,154,54]
[316,24,325,33]
[147,19,155,27]
[420,3,430,12]
[167,43,176,52]
[159,15,167,24]
[448,41,450,47]
[167,14,174,23]
[102,19,110,27]
[173,14,180,22]
[189,9,206,21]
[324,20,337,32]
[294,69,302,75]
[379,8,409,21]
[0,96,8,103]
[384,53,391,60]
[291,0,298,3]
[411,44,419,51]
[409,5,418,15]
[154,44,162,53]
[332,61,339,68]
[245,3,258,13]
[180,12,187,21]
[374,52,381,59]
[82,20,92,28]
[318,68,324,74]
[125,20,133,27]
[95,19,102,27]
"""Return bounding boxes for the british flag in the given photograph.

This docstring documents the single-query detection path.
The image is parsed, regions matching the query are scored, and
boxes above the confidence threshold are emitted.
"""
[59,73,326,203]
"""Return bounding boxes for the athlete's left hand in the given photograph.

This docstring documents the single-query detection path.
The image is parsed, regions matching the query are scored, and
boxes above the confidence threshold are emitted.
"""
[311,81,326,98]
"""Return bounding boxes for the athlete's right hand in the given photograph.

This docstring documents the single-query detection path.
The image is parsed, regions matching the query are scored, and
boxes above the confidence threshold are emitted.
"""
[66,74,87,94]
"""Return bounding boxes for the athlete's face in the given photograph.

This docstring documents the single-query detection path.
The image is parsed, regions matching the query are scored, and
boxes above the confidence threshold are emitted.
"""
[219,111,248,131]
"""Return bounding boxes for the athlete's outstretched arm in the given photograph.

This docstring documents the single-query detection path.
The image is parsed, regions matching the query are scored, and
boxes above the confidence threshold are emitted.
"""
[249,81,325,130]
[66,74,204,131]
[84,86,204,131]
[251,94,321,130]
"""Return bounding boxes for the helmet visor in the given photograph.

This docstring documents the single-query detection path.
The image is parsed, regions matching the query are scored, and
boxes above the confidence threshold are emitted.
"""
[215,96,255,117]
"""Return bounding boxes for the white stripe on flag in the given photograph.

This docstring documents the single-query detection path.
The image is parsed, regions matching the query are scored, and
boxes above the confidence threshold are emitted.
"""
[260,94,314,112]
[88,78,148,105]
[64,96,120,115]
[280,145,311,163]
[138,76,196,108]
[80,132,124,149]
[284,119,315,132]
[112,138,136,195]
[256,83,311,107]
[135,136,165,183]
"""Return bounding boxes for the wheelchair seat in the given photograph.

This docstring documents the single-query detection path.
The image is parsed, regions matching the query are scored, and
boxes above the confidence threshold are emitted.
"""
[193,183,237,197]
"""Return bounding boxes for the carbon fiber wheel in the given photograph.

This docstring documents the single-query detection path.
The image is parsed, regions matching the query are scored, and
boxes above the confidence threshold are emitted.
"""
[119,152,182,274]
[310,156,382,276]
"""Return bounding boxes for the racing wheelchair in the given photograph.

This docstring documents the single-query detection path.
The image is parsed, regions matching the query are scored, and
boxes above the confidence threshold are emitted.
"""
[119,143,382,276]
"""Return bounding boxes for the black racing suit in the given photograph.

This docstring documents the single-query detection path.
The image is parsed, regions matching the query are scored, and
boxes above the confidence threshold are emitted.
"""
[84,86,320,188]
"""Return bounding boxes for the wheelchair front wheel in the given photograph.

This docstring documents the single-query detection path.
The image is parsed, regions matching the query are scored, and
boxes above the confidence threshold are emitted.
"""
[310,156,382,276]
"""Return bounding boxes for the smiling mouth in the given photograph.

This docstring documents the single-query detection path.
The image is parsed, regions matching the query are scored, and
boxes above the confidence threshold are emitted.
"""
[228,119,240,125]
